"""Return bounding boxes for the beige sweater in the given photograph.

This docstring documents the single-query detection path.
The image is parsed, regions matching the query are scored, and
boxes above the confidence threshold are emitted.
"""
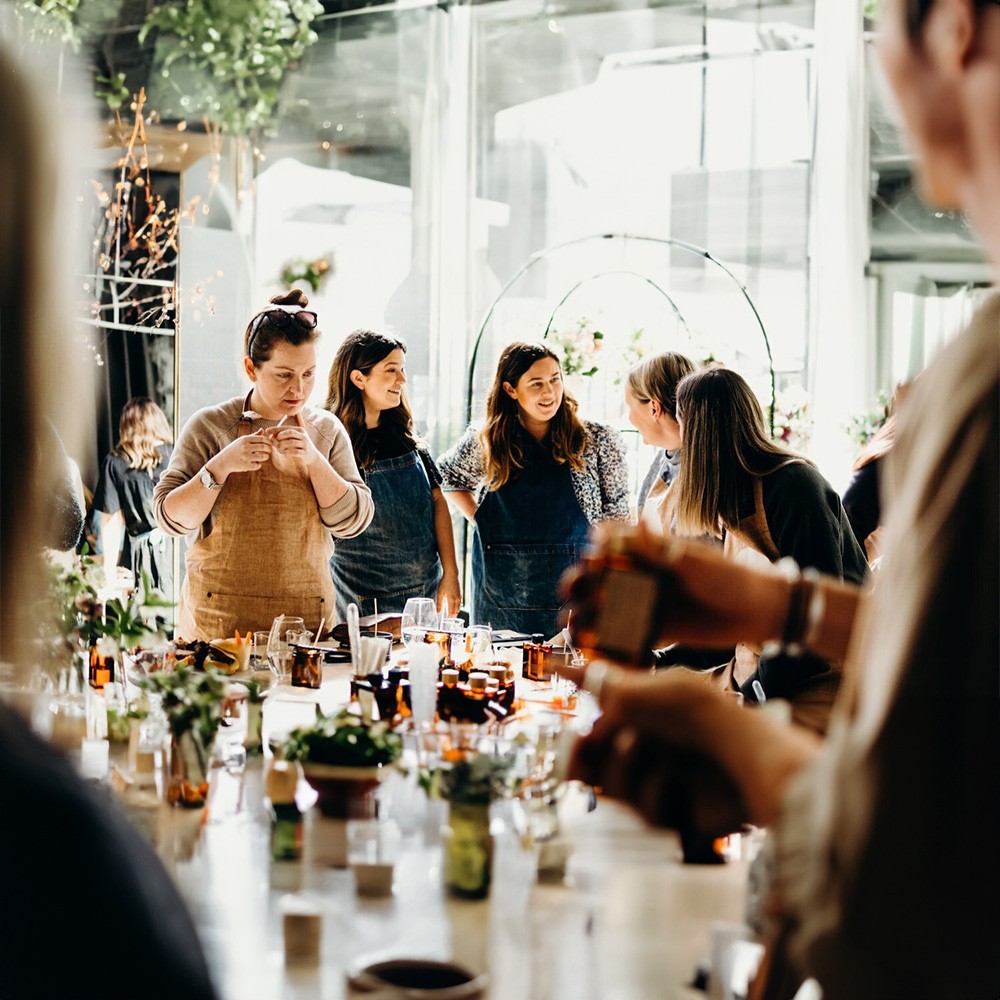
[153,396,373,539]
[772,296,999,999]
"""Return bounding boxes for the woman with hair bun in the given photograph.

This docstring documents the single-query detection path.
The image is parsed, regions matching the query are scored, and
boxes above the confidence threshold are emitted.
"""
[439,341,628,637]
[93,397,175,595]
[153,289,374,639]
[325,329,461,619]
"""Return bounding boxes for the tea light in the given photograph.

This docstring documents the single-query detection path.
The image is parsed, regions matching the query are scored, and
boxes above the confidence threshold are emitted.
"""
[281,894,322,965]
[347,819,399,898]
[80,737,109,780]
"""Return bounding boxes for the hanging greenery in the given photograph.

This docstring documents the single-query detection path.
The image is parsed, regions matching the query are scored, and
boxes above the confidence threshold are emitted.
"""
[13,0,82,49]
[138,0,324,135]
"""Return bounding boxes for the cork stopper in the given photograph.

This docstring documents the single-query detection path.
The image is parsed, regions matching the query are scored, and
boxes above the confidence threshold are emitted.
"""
[468,672,488,693]
[441,668,459,688]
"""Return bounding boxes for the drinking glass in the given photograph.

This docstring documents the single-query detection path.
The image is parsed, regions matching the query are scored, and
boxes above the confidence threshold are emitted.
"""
[267,616,305,683]
[464,624,492,669]
[251,631,270,669]
[400,598,438,645]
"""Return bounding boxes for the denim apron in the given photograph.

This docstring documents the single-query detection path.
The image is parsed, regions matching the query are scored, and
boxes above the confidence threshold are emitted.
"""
[332,448,441,619]
[471,443,590,638]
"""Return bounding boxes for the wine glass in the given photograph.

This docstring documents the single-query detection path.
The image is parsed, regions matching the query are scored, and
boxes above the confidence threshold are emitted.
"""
[267,615,305,683]
[400,598,438,645]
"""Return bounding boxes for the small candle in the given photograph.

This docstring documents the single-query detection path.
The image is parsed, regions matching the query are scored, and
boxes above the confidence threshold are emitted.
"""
[281,895,322,965]
[80,738,109,781]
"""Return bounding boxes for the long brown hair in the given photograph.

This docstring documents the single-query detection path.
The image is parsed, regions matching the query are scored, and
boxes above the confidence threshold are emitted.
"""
[480,342,586,491]
[115,397,173,475]
[673,367,802,536]
[244,288,320,367]
[325,329,415,470]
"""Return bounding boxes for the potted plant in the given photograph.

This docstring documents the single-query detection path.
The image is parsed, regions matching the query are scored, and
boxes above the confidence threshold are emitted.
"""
[283,708,403,867]
[422,752,522,899]
[141,666,227,808]
[282,708,402,819]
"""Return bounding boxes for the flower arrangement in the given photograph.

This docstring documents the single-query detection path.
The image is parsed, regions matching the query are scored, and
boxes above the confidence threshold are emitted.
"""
[282,708,403,768]
[140,666,227,806]
[844,390,891,447]
[548,317,656,387]
[280,255,332,293]
[139,0,324,135]
[420,750,523,806]
[615,327,652,385]
[548,317,603,378]
[771,384,813,453]
[140,666,228,748]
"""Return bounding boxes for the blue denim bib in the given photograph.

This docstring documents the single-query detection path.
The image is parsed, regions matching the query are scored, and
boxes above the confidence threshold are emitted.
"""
[331,448,441,619]
[471,445,589,638]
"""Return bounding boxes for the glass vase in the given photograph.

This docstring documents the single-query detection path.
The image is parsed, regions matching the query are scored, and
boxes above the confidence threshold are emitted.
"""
[166,730,210,808]
[443,802,492,899]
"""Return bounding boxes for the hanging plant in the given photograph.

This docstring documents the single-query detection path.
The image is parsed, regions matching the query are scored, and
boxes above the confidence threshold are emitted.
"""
[13,0,82,49]
[139,0,324,135]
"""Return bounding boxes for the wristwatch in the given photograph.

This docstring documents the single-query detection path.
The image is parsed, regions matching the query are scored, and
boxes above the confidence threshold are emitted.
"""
[199,467,222,492]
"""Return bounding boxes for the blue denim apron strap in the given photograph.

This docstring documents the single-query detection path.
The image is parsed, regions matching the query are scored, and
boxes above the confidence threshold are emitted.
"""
[471,451,589,638]
[332,448,441,619]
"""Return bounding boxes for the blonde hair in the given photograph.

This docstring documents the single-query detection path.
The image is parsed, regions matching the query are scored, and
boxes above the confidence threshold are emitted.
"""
[116,398,173,475]
[627,352,697,418]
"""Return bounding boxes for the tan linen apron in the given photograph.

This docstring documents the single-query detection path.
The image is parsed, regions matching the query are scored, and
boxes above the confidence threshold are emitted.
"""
[640,475,680,536]
[712,467,841,732]
[176,417,337,640]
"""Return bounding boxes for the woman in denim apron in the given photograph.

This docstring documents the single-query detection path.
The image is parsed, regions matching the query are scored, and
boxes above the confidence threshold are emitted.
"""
[326,330,461,620]
[439,342,629,638]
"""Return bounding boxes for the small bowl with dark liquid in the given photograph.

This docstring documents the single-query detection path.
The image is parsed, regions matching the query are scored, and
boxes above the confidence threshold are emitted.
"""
[346,958,486,998]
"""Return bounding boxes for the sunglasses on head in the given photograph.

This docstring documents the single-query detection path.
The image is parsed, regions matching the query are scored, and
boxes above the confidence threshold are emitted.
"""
[247,307,318,354]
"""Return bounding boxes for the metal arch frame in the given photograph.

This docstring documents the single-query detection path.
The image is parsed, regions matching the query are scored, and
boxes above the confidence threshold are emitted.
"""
[540,269,692,342]
[465,232,775,433]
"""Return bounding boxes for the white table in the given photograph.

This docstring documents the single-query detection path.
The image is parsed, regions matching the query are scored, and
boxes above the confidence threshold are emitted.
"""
[133,663,751,1000]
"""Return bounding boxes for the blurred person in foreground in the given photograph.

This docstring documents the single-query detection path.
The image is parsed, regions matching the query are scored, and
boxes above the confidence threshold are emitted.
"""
[562,1,999,997]
[0,31,218,1000]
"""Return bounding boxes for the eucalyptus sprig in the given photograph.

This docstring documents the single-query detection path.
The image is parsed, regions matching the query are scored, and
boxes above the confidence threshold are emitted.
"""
[421,751,523,806]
